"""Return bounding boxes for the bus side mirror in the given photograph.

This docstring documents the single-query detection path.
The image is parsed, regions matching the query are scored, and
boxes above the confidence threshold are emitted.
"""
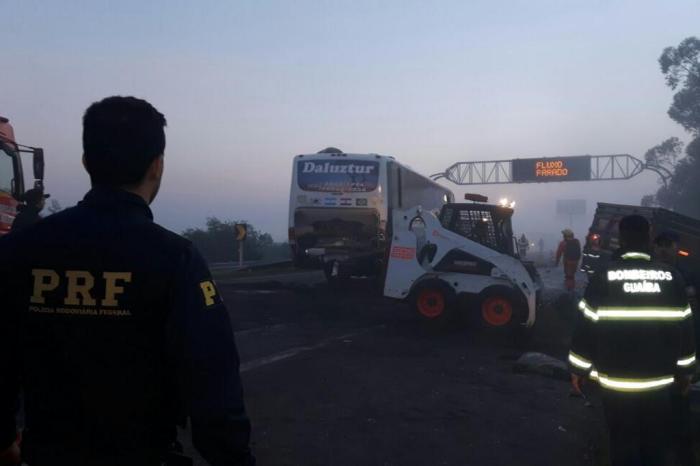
[33,148,45,183]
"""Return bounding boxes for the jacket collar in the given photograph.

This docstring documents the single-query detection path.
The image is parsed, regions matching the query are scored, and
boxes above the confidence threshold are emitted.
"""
[615,249,652,261]
[80,187,154,220]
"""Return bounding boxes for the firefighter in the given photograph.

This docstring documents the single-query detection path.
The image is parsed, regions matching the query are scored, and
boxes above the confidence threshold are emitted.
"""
[470,218,490,247]
[517,233,529,258]
[653,231,698,314]
[653,231,699,466]
[569,215,695,466]
[10,188,49,233]
[580,233,598,276]
[555,228,581,291]
[0,97,254,466]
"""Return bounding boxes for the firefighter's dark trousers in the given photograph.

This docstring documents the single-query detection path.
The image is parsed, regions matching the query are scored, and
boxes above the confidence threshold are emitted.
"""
[563,260,578,291]
[601,388,673,466]
[671,388,695,466]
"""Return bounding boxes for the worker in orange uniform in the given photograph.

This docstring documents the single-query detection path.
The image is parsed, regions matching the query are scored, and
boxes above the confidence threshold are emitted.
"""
[555,228,581,291]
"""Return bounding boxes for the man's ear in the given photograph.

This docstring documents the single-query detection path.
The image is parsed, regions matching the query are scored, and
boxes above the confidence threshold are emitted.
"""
[149,155,164,180]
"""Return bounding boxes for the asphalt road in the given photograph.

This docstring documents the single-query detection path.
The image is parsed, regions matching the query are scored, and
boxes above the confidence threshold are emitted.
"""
[182,266,606,466]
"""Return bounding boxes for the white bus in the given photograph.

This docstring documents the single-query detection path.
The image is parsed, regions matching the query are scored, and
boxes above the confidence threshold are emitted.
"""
[288,147,454,280]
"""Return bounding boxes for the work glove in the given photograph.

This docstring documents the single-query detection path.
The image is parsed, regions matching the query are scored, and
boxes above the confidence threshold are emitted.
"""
[571,373,585,395]
[0,442,20,466]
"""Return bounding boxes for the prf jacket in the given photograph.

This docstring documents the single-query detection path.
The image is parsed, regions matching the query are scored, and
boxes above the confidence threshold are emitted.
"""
[569,250,696,392]
[0,188,254,466]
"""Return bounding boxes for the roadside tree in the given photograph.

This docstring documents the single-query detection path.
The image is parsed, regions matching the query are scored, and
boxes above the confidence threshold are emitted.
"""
[182,217,289,263]
[643,37,700,218]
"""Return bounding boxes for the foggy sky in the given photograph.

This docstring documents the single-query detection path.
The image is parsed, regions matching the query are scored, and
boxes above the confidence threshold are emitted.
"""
[3,0,699,243]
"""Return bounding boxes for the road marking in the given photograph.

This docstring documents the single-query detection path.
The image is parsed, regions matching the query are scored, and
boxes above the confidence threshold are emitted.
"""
[218,271,325,285]
[240,325,386,373]
[235,323,292,338]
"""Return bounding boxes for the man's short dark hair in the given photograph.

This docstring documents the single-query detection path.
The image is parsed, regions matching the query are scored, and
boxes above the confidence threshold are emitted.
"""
[83,96,166,187]
[618,215,650,249]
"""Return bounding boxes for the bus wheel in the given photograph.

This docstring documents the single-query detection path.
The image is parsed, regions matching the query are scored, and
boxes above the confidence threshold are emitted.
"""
[412,281,455,321]
[323,261,349,284]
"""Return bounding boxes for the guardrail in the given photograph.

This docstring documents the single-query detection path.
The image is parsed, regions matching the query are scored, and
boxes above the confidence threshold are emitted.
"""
[209,259,293,272]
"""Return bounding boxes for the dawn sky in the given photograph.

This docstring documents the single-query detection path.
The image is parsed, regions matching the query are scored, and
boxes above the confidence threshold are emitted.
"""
[3,0,699,244]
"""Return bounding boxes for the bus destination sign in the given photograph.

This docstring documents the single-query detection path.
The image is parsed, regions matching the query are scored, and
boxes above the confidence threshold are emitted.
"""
[511,155,591,183]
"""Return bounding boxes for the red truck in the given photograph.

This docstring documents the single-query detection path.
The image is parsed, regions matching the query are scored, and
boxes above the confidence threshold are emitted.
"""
[0,115,45,234]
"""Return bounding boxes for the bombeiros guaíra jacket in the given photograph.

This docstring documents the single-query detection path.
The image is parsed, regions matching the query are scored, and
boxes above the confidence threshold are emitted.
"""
[568,250,696,392]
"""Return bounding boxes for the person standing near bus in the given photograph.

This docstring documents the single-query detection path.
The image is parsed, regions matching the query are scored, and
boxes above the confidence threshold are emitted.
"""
[555,228,581,291]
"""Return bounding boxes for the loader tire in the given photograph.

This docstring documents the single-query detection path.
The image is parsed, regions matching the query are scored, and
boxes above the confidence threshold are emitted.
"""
[476,287,523,329]
[412,280,456,322]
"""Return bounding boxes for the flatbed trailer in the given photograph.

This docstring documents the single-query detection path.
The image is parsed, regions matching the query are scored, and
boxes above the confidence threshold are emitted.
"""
[581,202,700,274]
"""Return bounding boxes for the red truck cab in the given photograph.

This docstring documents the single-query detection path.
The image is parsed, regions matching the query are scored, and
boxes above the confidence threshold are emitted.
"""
[0,115,45,234]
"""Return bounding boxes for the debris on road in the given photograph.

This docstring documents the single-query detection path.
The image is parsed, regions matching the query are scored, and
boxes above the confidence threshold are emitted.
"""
[514,351,570,381]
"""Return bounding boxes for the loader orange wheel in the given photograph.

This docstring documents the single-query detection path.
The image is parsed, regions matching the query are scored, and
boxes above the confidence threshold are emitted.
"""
[481,296,513,327]
[416,289,446,319]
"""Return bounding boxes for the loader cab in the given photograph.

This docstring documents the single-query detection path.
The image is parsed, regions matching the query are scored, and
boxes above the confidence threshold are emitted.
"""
[438,203,516,256]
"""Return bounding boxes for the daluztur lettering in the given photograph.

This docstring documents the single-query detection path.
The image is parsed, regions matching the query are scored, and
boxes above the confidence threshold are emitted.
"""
[302,162,376,175]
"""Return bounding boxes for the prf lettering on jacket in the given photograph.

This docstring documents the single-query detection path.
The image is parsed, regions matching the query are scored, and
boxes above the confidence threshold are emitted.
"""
[200,280,217,306]
[31,269,132,306]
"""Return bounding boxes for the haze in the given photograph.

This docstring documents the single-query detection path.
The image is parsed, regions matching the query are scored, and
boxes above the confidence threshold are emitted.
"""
[4,0,699,244]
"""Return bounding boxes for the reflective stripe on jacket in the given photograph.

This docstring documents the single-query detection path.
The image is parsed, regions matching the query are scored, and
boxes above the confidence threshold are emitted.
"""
[568,250,696,392]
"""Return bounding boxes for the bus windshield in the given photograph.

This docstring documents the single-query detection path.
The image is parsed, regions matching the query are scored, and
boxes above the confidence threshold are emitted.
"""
[297,159,379,193]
